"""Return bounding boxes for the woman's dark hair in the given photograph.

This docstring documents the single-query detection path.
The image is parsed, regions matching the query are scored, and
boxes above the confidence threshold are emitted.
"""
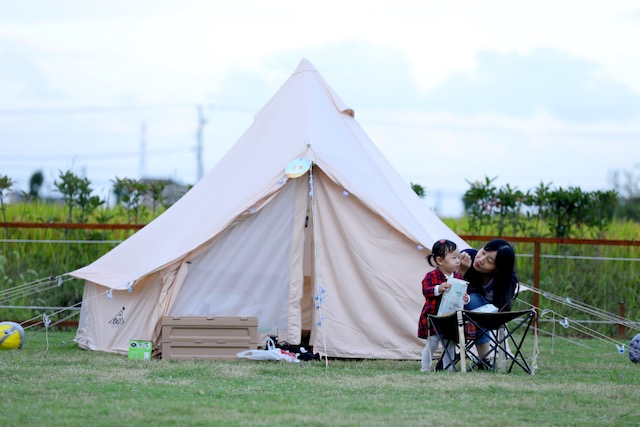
[483,239,518,310]
[426,239,457,268]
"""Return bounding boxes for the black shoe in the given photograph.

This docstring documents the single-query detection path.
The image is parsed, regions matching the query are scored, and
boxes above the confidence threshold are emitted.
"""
[476,358,493,371]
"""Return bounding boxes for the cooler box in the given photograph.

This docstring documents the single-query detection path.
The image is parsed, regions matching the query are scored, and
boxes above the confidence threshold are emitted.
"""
[161,316,258,360]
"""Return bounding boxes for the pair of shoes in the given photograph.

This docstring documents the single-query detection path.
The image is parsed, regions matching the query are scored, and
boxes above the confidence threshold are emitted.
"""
[476,358,493,371]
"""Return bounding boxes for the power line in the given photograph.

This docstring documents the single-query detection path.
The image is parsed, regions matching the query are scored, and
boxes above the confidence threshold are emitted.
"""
[0,104,194,116]
[0,103,254,116]
[0,147,189,163]
[1,103,637,140]
[359,117,640,140]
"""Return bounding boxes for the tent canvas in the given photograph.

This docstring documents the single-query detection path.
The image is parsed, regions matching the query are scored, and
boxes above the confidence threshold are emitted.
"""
[71,58,468,359]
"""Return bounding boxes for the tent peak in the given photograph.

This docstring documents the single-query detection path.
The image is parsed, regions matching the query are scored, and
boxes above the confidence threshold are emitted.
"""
[292,59,355,118]
[293,58,318,75]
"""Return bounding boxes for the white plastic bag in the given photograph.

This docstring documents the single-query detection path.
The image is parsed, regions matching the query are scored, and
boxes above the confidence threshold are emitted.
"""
[236,338,300,363]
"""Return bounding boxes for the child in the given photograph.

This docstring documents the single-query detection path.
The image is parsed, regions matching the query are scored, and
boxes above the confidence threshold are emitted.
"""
[417,239,469,371]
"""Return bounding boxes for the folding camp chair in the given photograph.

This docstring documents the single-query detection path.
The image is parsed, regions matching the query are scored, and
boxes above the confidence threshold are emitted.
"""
[427,309,536,374]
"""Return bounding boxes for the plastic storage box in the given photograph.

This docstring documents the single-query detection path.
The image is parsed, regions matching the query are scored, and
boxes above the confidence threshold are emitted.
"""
[161,316,258,360]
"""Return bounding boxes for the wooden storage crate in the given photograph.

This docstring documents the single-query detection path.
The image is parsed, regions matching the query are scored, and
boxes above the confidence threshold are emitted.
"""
[161,316,258,360]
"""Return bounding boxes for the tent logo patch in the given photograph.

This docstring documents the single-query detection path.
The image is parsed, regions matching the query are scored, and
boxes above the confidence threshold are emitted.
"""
[108,307,126,326]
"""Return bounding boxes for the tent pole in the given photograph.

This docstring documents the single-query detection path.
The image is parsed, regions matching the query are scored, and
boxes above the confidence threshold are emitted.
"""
[309,164,329,368]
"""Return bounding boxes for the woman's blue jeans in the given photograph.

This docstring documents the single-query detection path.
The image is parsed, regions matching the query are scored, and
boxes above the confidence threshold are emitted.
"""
[464,293,491,345]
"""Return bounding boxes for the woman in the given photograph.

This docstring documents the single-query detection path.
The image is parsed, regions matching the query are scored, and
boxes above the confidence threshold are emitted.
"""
[458,238,519,361]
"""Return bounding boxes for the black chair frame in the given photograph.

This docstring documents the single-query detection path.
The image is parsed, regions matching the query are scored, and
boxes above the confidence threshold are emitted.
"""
[427,309,536,374]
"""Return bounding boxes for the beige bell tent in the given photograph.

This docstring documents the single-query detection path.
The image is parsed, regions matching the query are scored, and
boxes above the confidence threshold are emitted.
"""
[71,58,468,359]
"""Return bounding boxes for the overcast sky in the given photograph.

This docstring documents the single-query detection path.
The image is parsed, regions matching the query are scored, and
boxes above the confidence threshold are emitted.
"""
[1,1,639,216]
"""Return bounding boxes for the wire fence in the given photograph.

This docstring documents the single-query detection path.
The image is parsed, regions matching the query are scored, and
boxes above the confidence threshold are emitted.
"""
[1,225,639,339]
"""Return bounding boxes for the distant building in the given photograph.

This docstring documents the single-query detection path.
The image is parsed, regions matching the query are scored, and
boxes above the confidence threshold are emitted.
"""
[7,190,63,205]
[140,178,191,207]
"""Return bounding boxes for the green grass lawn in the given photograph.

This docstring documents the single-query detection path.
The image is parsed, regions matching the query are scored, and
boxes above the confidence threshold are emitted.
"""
[1,329,639,427]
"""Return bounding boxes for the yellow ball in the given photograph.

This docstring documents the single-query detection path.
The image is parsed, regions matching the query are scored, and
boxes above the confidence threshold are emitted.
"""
[0,321,24,350]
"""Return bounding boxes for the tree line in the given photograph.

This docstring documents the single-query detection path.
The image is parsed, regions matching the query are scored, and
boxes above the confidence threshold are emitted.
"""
[1,167,639,239]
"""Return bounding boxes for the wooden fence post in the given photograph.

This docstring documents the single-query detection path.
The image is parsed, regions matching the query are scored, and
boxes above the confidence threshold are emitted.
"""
[533,241,540,329]
[619,301,626,339]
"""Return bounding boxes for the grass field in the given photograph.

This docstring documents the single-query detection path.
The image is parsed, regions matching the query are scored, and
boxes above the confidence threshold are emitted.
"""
[1,329,639,426]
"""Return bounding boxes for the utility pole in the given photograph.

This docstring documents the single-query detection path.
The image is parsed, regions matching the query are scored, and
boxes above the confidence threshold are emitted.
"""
[196,105,206,182]
[139,122,147,179]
